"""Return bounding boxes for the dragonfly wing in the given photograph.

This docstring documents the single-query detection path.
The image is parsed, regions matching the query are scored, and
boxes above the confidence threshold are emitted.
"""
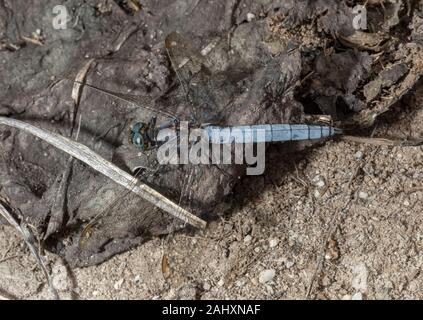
[70,79,178,121]
[165,32,225,125]
[78,147,163,249]
[165,32,206,75]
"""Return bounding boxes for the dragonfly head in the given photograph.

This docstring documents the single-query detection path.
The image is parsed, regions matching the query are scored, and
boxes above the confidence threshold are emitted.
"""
[131,122,155,151]
[187,115,197,127]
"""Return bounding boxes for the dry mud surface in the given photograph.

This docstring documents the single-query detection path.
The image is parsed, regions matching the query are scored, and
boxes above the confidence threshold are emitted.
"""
[1,0,423,299]
[2,86,423,300]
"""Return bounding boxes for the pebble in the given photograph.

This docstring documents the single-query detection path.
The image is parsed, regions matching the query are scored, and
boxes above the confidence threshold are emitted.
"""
[203,282,211,291]
[358,191,369,200]
[312,175,325,187]
[244,235,252,244]
[354,151,364,160]
[247,13,256,22]
[316,180,325,188]
[235,280,244,287]
[224,224,233,232]
[217,279,225,287]
[259,269,276,284]
[114,279,124,290]
[269,239,279,248]
[352,263,368,292]
[265,285,274,295]
[352,292,363,300]
[52,264,69,291]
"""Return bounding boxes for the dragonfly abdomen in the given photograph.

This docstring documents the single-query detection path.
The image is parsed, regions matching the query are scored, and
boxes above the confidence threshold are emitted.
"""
[204,124,341,144]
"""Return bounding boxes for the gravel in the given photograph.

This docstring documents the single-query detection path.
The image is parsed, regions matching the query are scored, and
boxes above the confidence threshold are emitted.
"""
[259,269,276,284]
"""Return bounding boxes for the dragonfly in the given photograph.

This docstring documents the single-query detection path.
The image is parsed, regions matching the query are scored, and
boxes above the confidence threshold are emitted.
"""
[74,32,342,247]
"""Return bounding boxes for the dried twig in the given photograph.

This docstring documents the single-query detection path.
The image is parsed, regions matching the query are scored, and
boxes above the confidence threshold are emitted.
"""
[0,254,20,264]
[0,203,59,299]
[46,60,94,239]
[341,135,423,146]
[0,116,207,229]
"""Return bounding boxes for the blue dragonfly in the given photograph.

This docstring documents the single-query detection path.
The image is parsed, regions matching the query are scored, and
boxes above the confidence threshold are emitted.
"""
[78,32,341,153]
[74,32,342,246]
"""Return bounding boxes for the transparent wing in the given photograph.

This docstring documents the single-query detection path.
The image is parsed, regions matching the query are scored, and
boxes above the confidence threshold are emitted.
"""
[68,79,178,121]
[78,134,189,248]
[165,32,221,125]
[165,32,225,227]
[165,32,206,75]
[78,156,162,248]
[79,33,224,245]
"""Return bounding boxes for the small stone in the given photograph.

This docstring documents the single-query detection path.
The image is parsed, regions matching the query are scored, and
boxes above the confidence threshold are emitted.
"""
[265,285,274,294]
[176,284,197,300]
[235,280,244,287]
[52,264,69,291]
[408,280,420,292]
[342,294,352,300]
[217,279,225,287]
[352,292,363,300]
[203,282,211,291]
[358,191,369,200]
[224,224,233,232]
[244,235,252,244]
[321,276,332,287]
[269,239,279,248]
[285,260,295,269]
[312,175,325,187]
[259,269,276,284]
[354,151,364,160]
[352,263,368,292]
[92,290,99,296]
[316,180,325,188]
[114,279,124,290]
[247,13,256,22]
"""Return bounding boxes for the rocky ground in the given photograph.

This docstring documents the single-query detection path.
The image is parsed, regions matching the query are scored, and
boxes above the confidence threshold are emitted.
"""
[2,83,423,300]
[1,0,423,300]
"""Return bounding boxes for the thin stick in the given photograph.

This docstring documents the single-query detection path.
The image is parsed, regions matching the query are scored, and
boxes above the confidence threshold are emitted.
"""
[0,203,59,299]
[341,135,423,146]
[0,254,20,264]
[46,61,94,239]
[0,117,207,229]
